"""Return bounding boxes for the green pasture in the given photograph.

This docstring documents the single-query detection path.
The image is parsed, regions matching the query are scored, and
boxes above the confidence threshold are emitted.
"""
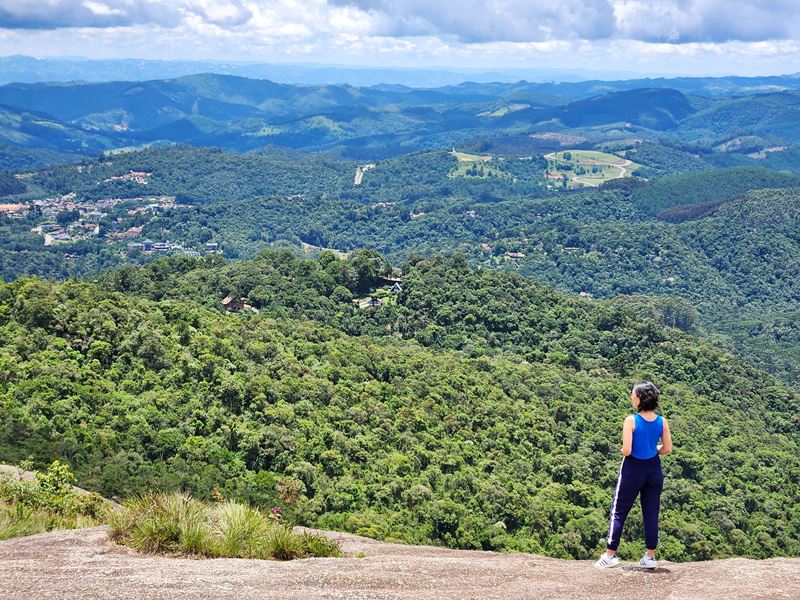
[545,149,641,188]
[449,149,509,179]
[452,150,491,162]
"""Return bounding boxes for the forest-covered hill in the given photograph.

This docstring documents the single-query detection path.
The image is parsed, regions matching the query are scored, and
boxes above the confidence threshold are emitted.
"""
[1,252,799,562]
[1,146,798,385]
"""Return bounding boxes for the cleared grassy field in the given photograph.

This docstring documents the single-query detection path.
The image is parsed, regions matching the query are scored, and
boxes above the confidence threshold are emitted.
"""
[449,149,509,179]
[452,150,492,162]
[544,149,641,188]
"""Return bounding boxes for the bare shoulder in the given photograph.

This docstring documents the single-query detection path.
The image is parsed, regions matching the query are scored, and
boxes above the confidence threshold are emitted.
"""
[624,414,635,425]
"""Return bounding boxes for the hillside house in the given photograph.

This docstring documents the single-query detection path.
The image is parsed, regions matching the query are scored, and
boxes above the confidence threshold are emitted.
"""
[222,295,246,312]
[377,274,403,286]
[505,251,525,259]
[358,297,382,309]
[390,282,402,293]
[222,295,258,313]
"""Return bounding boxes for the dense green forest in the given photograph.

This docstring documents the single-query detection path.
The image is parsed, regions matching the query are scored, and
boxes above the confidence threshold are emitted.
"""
[1,253,798,561]
[629,166,800,216]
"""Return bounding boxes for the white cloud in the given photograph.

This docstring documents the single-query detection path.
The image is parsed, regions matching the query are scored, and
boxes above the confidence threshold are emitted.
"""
[328,0,617,42]
[612,0,800,43]
[81,2,126,18]
[0,0,251,29]
[5,1,800,46]
[2,1,800,75]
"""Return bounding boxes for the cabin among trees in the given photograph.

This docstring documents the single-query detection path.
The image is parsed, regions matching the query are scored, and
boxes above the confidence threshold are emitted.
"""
[221,295,258,313]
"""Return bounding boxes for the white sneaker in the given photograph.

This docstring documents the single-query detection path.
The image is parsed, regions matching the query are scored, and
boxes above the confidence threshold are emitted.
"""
[594,553,620,569]
[637,555,657,569]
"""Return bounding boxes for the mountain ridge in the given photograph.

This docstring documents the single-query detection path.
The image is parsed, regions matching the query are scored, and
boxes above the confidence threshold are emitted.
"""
[1,74,800,157]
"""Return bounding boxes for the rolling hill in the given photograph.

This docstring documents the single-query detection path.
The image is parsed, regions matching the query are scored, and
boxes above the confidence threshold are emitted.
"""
[1,74,799,157]
[1,252,799,562]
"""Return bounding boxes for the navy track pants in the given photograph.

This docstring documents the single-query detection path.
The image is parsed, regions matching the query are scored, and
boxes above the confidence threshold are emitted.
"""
[606,455,663,551]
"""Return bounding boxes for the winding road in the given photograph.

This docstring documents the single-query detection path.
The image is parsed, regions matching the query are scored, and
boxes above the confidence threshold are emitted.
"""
[544,152,634,188]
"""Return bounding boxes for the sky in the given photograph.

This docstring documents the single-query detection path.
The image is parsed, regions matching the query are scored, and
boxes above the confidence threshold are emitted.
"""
[1,0,800,77]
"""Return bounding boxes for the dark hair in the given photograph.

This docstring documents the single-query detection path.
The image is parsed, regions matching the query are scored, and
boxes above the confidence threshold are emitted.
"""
[633,381,660,412]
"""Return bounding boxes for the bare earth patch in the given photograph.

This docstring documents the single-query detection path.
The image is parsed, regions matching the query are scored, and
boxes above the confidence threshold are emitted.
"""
[1,526,799,599]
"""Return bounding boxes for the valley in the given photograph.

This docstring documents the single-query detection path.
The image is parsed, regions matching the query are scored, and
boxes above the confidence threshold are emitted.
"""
[0,64,799,577]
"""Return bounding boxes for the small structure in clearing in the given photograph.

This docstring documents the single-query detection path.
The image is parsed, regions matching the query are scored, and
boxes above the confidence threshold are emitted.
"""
[222,295,259,314]
[358,297,382,309]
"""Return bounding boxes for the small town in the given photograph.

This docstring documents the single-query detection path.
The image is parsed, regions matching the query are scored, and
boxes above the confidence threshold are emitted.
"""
[19,191,222,258]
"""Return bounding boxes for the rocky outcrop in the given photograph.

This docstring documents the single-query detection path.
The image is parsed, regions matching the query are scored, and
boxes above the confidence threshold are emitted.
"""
[1,526,799,599]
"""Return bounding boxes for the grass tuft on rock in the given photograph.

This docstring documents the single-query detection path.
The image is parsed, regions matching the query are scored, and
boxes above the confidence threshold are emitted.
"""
[109,493,341,560]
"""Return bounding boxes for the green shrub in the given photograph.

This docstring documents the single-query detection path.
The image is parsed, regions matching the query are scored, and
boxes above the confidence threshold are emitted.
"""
[0,461,107,539]
[215,500,270,558]
[110,493,212,556]
[264,524,303,561]
[300,532,343,558]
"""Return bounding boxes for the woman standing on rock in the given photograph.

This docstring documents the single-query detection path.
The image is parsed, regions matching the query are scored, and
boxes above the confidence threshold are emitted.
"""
[595,381,672,569]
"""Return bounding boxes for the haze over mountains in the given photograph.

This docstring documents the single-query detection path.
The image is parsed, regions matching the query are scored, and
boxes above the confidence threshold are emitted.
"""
[0,56,636,87]
[2,69,800,159]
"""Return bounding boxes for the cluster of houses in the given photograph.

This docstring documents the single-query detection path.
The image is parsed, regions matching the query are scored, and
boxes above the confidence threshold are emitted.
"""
[102,170,150,185]
[127,240,221,257]
[27,193,179,246]
[29,193,175,222]
[32,221,100,246]
[0,203,27,218]
[107,226,143,242]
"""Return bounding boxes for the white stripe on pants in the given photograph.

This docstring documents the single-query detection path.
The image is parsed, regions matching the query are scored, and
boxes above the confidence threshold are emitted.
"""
[607,457,625,545]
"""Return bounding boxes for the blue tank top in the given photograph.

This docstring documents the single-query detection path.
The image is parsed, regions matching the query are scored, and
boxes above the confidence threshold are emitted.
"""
[631,414,663,459]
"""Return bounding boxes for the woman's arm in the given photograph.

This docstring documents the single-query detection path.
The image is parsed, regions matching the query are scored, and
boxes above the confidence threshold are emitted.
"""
[658,417,673,455]
[620,415,634,456]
